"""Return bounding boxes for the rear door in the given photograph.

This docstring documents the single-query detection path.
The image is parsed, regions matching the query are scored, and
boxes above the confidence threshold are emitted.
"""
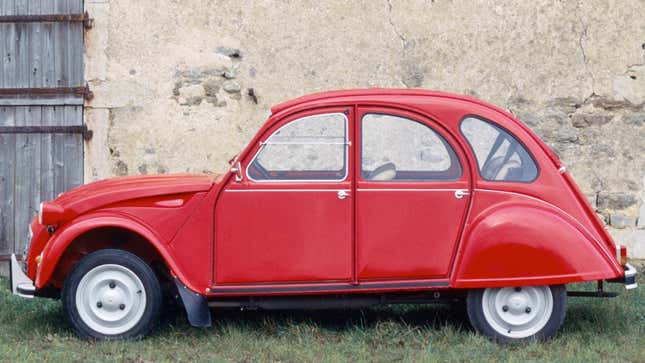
[356,107,471,280]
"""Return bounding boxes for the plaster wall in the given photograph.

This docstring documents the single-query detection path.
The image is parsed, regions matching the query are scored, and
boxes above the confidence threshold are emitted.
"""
[83,0,645,257]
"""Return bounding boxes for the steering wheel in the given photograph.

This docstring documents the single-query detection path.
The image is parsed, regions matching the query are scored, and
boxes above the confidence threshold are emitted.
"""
[482,156,521,181]
[366,162,397,181]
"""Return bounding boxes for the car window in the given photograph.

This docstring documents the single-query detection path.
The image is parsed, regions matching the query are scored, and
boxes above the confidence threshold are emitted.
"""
[247,113,348,181]
[361,113,462,181]
[460,117,538,182]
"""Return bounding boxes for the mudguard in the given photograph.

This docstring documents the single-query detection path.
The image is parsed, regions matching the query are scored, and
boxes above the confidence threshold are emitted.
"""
[173,277,212,328]
[34,212,200,294]
[453,199,622,288]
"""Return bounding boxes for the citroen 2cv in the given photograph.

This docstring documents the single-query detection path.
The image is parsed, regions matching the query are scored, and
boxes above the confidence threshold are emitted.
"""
[9,89,637,342]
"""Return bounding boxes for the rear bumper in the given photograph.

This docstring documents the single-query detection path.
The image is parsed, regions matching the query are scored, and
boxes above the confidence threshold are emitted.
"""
[9,254,35,298]
[608,263,637,290]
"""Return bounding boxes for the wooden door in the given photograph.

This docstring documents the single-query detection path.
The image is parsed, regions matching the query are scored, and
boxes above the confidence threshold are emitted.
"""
[0,0,87,266]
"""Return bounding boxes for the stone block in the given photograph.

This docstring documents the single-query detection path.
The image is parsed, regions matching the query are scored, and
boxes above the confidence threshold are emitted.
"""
[597,192,639,210]
[610,214,637,229]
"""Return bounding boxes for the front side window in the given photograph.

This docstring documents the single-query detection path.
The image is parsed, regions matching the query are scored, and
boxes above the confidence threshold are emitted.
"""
[460,117,538,182]
[361,113,462,181]
[247,113,347,181]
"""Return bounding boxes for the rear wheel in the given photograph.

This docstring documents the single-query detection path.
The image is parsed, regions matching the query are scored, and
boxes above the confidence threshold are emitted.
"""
[466,285,566,343]
[62,249,162,340]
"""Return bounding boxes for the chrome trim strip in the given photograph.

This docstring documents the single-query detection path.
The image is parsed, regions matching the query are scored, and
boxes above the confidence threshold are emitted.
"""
[225,189,350,192]
[246,112,349,183]
[259,141,349,146]
[357,188,460,192]
[210,280,450,294]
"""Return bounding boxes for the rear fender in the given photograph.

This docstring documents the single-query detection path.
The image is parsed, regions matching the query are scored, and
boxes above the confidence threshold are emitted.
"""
[453,199,623,288]
[35,212,199,293]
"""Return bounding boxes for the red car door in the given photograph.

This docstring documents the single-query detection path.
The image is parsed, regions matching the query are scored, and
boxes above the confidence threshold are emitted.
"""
[355,107,471,280]
[214,107,354,284]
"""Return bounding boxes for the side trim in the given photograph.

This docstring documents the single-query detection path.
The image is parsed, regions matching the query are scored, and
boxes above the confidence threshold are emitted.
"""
[357,188,459,192]
[225,189,349,192]
[210,280,449,294]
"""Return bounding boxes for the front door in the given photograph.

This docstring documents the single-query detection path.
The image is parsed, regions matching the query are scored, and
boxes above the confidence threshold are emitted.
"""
[356,107,471,280]
[215,108,353,284]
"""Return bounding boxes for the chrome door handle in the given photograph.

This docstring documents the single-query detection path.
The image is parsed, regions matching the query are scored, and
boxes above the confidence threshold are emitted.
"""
[454,189,470,199]
[337,190,349,200]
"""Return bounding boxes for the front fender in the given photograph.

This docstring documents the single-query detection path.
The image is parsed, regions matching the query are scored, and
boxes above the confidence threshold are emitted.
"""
[453,199,622,288]
[35,212,198,293]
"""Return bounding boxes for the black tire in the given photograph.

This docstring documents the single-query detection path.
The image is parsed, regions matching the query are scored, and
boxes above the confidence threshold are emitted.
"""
[466,285,566,343]
[62,249,162,340]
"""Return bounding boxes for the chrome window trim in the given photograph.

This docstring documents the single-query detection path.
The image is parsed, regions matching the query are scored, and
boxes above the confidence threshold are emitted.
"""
[245,113,349,183]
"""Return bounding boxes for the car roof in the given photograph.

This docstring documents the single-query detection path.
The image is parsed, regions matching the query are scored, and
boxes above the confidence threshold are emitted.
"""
[270,88,504,115]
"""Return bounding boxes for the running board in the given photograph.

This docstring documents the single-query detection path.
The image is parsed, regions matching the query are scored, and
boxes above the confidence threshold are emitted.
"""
[567,281,621,298]
[567,291,620,298]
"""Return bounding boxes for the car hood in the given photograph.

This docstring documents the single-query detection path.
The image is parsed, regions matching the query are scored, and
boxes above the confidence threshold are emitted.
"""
[52,173,220,219]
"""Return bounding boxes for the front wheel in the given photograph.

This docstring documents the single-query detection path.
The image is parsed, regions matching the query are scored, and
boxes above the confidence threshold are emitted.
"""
[466,285,566,343]
[62,249,162,340]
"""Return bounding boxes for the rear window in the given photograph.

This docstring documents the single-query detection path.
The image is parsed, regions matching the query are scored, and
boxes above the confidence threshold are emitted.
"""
[460,117,538,182]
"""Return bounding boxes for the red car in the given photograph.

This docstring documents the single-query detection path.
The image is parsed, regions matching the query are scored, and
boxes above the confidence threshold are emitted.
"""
[10,89,637,342]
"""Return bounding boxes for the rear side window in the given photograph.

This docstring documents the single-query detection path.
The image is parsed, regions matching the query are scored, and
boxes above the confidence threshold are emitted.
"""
[460,117,538,182]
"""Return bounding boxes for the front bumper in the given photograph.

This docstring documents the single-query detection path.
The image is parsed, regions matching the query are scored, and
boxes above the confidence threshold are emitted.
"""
[9,254,35,298]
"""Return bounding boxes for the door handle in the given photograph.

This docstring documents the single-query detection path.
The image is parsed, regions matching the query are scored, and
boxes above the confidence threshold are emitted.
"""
[454,189,470,199]
[337,190,349,200]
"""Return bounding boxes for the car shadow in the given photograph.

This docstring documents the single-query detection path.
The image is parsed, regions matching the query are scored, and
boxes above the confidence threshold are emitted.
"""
[161,302,473,336]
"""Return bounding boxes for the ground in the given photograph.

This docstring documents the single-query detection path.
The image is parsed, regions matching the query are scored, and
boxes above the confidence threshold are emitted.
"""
[0,265,643,362]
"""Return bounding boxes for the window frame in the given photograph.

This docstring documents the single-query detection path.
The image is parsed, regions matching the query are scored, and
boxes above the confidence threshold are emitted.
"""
[458,115,540,183]
[245,112,350,183]
[359,112,463,182]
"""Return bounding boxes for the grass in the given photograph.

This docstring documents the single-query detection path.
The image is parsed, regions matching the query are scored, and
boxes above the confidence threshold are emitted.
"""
[0,263,643,363]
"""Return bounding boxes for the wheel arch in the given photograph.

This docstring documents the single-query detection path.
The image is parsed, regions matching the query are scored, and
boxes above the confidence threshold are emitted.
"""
[452,199,622,288]
[35,212,195,293]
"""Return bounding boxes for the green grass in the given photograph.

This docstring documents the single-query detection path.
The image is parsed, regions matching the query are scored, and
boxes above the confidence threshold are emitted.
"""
[1,264,643,363]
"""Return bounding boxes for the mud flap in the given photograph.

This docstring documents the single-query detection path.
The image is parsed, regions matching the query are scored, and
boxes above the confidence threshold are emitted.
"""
[173,278,211,328]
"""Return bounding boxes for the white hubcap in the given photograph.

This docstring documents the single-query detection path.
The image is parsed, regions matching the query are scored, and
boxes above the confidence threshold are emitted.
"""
[481,286,553,338]
[75,264,147,335]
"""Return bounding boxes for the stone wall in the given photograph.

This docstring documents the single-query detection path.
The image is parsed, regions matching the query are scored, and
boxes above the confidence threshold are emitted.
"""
[84,0,645,257]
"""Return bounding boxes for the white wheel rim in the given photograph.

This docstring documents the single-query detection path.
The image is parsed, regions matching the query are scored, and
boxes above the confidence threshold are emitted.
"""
[481,286,553,338]
[75,264,147,335]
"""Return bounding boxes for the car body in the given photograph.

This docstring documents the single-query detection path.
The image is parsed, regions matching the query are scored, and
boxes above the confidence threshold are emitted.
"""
[10,88,637,342]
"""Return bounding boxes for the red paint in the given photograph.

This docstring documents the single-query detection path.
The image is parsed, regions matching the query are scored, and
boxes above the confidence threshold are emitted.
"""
[27,89,626,297]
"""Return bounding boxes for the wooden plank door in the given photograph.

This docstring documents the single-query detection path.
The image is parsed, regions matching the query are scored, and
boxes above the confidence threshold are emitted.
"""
[0,0,85,266]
